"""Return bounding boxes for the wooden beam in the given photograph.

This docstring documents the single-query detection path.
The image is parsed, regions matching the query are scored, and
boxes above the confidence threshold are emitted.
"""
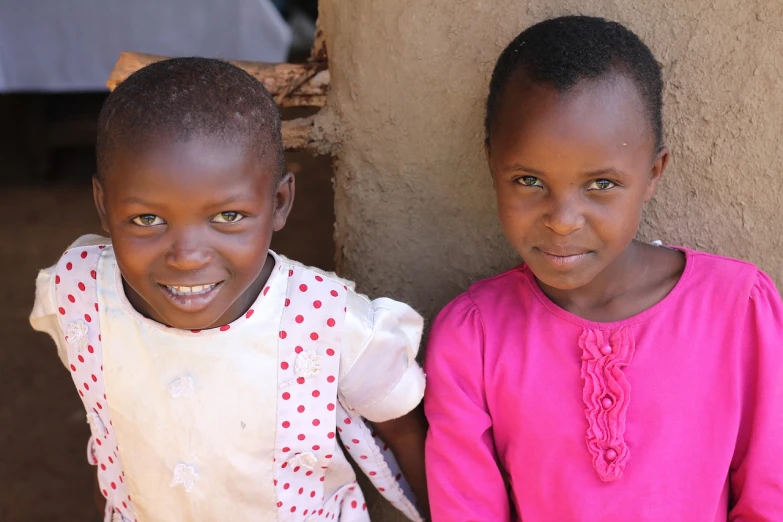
[282,116,318,152]
[106,52,329,108]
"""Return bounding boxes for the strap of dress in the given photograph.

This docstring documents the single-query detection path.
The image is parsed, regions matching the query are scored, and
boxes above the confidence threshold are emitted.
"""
[53,243,136,522]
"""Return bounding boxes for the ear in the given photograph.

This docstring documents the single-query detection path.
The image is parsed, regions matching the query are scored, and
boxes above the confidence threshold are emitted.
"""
[643,146,670,203]
[92,176,111,234]
[272,171,295,232]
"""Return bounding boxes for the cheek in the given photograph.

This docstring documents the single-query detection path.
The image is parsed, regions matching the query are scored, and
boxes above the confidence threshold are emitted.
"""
[496,190,537,226]
[590,197,643,241]
[220,228,272,272]
[112,238,161,280]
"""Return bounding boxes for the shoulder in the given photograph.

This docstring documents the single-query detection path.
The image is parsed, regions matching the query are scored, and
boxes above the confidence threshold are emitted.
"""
[433,265,530,327]
[35,235,111,293]
[51,235,114,282]
[273,251,356,292]
[683,249,764,301]
[65,234,111,252]
[674,249,783,326]
[54,235,112,269]
[272,251,422,340]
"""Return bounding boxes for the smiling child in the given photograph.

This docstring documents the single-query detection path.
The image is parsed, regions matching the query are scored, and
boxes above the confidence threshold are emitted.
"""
[30,58,428,522]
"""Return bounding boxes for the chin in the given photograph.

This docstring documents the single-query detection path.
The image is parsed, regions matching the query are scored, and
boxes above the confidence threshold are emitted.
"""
[525,262,597,292]
[535,273,584,291]
[155,307,228,331]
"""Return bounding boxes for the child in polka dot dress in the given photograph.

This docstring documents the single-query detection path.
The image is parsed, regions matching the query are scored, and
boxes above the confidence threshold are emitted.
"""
[30,58,428,522]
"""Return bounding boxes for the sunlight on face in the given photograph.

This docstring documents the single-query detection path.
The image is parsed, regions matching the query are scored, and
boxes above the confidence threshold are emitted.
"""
[94,135,292,330]
[487,73,665,291]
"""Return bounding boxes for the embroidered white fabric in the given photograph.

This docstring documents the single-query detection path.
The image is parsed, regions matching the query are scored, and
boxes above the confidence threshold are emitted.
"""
[66,320,89,351]
[170,463,200,493]
[288,452,319,471]
[295,350,323,379]
[167,376,195,399]
[86,411,105,438]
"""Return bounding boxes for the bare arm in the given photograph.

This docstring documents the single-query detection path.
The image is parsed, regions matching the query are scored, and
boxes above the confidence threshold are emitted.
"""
[372,404,430,519]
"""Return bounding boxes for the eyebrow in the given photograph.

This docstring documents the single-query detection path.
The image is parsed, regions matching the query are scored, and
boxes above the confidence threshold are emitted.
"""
[503,164,629,179]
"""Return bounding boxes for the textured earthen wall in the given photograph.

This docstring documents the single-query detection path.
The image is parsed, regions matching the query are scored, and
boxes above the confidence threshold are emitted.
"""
[317,1,782,517]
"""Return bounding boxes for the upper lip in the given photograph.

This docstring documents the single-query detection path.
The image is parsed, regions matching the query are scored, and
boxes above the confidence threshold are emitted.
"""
[536,247,590,257]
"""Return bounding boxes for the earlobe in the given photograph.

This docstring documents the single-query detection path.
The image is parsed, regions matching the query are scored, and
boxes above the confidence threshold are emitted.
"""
[644,146,671,202]
[272,172,295,232]
[92,176,111,234]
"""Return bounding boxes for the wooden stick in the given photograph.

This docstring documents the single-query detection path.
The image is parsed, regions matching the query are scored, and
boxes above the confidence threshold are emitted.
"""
[106,52,329,108]
[282,116,318,152]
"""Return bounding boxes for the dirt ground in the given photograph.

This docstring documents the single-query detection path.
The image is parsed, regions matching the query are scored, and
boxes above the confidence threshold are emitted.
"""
[0,94,335,521]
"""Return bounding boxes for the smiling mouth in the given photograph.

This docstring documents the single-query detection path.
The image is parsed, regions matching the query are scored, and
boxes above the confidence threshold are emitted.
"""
[164,284,219,296]
[158,282,224,312]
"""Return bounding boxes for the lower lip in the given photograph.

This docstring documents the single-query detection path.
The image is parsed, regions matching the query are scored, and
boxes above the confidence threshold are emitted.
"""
[159,283,223,312]
[536,249,591,270]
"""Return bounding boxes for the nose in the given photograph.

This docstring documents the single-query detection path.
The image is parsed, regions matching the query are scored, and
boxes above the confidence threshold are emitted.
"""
[542,193,586,236]
[164,227,213,271]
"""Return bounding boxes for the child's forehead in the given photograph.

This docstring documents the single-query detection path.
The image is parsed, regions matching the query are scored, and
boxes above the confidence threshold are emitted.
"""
[105,134,279,194]
[500,72,648,133]
[118,133,273,170]
[490,73,654,163]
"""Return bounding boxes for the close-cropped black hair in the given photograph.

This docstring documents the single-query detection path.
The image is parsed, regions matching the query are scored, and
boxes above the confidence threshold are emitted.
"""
[96,57,283,181]
[485,15,663,149]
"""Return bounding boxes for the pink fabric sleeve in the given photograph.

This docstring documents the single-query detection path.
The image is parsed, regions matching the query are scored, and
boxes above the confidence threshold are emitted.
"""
[730,271,783,520]
[424,294,511,522]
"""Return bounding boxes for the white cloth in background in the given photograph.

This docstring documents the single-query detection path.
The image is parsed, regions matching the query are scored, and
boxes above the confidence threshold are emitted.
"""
[0,0,291,92]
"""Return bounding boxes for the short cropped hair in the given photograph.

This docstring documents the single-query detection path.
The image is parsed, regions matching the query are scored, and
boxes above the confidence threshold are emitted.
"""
[96,57,284,181]
[485,15,663,149]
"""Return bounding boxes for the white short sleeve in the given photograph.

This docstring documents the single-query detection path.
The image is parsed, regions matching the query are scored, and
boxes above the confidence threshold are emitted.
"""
[29,264,69,368]
[338,292,426,423]
[28,234,106,369]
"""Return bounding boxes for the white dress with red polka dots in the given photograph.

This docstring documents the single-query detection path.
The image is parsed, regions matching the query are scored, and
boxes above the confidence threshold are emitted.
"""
[30,235,425,522]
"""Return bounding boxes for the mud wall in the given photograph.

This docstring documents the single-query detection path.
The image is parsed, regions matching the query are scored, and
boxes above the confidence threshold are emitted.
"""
[316,2,783,515]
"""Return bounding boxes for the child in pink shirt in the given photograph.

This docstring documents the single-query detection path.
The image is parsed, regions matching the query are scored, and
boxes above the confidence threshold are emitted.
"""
[424,15,783,521]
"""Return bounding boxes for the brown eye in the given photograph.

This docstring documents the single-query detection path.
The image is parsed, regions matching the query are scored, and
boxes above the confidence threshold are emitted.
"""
[517,176,543,187]
[212,211,245,224]
[587,179,616,190]
[132,214,165,226]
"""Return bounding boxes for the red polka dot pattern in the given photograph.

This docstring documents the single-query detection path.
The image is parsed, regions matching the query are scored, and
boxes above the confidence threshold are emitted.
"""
[334,402,422,520]
[274,269,349,518]
[50,246,419,521]
[52,243,137,520]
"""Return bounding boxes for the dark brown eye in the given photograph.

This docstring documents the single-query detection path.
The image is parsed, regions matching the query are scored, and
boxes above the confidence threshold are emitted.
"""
[212,211,245,223]
[132,214,164,226]
[588,179,616,190]
[518,176,543,187]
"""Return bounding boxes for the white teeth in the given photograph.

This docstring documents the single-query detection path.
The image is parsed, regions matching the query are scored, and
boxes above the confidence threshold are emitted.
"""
[166,284,216,296]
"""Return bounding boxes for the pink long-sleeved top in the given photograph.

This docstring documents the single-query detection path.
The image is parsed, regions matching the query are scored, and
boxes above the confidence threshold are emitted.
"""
[424,249,783,521]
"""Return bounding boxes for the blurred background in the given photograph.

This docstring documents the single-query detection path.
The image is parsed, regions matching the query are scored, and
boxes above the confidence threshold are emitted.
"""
[0,2,333,520]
